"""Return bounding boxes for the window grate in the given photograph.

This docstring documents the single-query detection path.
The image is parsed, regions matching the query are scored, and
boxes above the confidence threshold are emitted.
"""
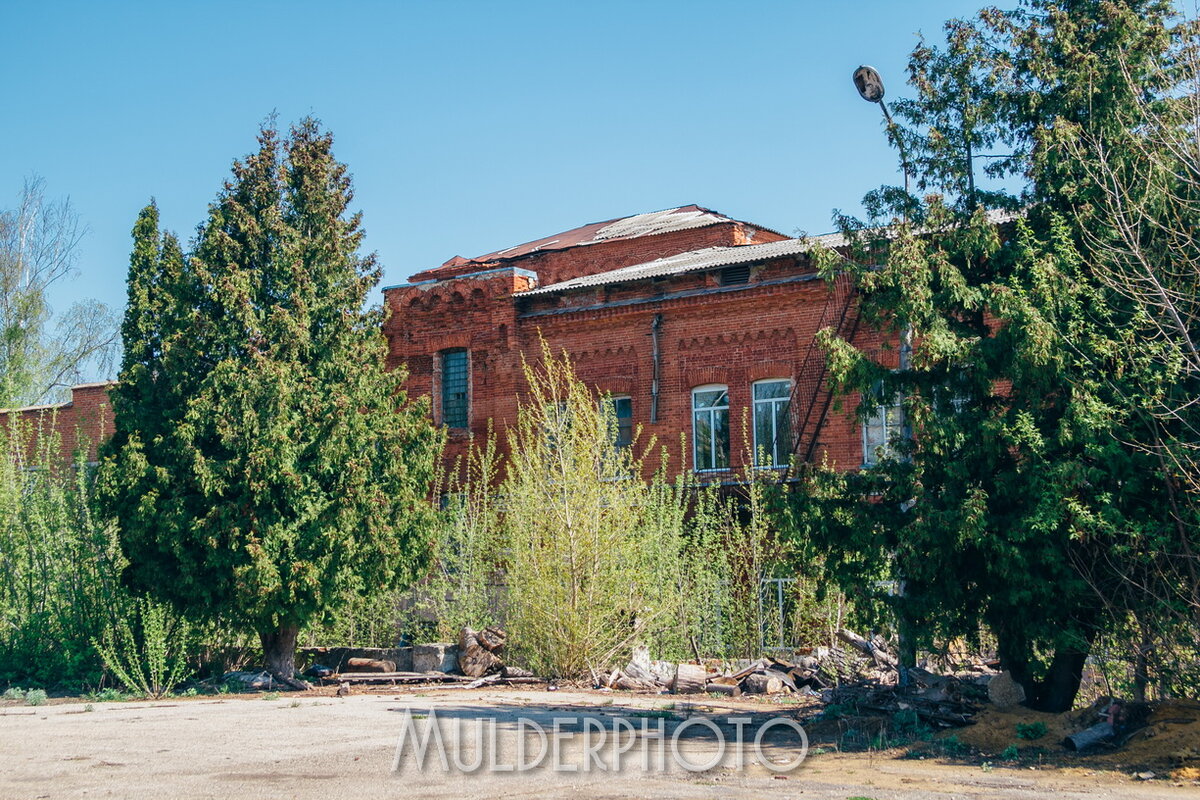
[719,264,751,285]
[441,349,469,428]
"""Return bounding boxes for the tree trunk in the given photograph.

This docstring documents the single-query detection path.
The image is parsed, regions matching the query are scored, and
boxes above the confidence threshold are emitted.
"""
[996,629,1034,702]
[260,626,310,690]
[1033,645,1089,713]
[997,625,1093,713]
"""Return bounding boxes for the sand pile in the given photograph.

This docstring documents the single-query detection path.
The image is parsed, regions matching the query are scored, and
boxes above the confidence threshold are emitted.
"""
[944,699,1200,775]
[944,705,1071,753]
[1089,699,1200,773]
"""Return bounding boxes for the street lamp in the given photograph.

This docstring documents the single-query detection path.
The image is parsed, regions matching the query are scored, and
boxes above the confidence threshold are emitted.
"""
[853,64,916,685]
[852,65,912,200]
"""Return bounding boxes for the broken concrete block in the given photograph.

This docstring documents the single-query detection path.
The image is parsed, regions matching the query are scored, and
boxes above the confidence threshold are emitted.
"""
[413,643,458,673]
[986,670,1027,709]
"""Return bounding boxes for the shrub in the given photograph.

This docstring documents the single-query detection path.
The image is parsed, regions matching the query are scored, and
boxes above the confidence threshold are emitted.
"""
[93,597,192,699]
[0,417,129,688]
[24,688,47,706]
[1015,721,1047,740]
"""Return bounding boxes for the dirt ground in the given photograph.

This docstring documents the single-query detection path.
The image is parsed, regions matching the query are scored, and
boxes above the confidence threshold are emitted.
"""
[2,686,1197,799]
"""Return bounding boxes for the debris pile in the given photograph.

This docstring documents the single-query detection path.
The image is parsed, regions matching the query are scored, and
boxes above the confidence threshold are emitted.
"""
[304,626,540,688]
[598,629,993,710]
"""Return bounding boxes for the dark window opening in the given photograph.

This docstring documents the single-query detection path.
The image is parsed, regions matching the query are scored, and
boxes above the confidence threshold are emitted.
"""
[606,396,633,449]
[719,264,751,285]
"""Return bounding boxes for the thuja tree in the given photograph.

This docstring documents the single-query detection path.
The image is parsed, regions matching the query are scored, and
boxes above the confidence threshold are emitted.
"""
[97,120,443,684]
[785,0,1186,711]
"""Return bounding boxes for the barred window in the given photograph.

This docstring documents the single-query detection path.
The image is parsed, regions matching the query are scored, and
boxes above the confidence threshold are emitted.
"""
[440,349,469,428]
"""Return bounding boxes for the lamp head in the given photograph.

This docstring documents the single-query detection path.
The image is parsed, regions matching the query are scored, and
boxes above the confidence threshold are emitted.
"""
[853,65,885,103]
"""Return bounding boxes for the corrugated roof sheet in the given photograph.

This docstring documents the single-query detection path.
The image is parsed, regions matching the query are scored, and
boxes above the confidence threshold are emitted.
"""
[515,234,844,297]
[514,209,1022,298]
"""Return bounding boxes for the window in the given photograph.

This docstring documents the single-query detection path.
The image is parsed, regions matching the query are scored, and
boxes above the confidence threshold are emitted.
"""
[440,349,468,428]
[692,385,730,471]
[752,379,791,468]
[604,395,633,449]
[861,387,906,466]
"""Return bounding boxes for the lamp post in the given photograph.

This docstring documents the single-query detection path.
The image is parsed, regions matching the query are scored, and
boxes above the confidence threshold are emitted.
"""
[853,64,916,686]
[852,65,913,204]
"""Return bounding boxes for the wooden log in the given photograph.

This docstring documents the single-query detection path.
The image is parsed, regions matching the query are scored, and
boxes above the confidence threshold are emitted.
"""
[672,663,707,694]
[614,675,659,692]
[767,668,797,692]
[837,629,898,669]
[741,672,784,695]
[730,659,769,682]
[478,626,507,653]
[345,657,396,673]
[502,665,534,679]
[335,671,467,684]
[705,681,741,697]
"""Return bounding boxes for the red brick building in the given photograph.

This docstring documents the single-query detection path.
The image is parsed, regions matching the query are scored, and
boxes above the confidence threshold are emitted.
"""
[384,205,895,478]
[6,207,902,481]
[2,382,115,467]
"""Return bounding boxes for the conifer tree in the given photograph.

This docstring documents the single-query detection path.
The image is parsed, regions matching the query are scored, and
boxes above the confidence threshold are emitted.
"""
[789,0,1187,711]
[98,120,442,683]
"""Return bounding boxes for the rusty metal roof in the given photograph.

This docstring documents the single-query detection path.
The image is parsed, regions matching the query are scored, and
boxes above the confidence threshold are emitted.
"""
[514,234,844,297]
[435,205,787,269]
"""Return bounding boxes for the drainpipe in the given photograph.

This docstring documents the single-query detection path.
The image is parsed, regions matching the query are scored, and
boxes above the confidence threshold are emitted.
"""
[650,314,663,424]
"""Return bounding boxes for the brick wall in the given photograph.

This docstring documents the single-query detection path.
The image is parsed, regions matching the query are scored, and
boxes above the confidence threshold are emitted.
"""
[3,382,115,467]
[385,231,885,481]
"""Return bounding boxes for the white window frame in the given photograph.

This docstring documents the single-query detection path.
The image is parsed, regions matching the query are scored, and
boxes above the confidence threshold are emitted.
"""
[861,387,907,467]
[752,379,791,469]
[692,384,730,472]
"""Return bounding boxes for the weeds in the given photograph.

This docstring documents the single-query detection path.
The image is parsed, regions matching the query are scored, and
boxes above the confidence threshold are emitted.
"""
[92,597,192,699]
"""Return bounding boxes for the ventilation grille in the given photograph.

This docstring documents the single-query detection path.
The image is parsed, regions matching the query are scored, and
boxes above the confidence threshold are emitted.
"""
[719,264,751,285]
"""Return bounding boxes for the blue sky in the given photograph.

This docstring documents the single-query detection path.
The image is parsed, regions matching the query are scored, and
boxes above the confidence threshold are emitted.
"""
[2,0,988,320]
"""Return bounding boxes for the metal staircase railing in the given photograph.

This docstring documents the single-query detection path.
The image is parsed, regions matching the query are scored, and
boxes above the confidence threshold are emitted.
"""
[789,272,861,465]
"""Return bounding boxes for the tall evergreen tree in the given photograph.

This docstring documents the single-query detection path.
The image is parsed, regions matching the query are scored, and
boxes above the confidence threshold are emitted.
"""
[98,120,443,683]
[787,0,1187,710]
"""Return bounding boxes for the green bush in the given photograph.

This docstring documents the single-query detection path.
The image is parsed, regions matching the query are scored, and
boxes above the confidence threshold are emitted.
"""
[24,688,47,706]
[1015,721,1047,740]
[0,417,130,688]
